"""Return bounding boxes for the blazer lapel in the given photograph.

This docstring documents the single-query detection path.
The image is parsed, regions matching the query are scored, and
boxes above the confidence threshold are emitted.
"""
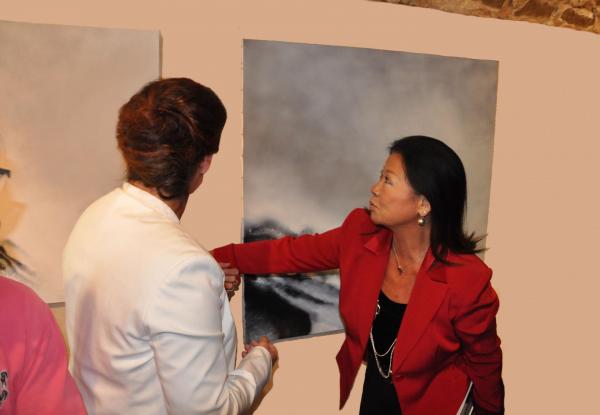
[349,226,449,375]
[352,229,392,348]
[392,250,448,372]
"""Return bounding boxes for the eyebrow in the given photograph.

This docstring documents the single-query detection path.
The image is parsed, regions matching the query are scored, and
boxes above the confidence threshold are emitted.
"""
[381,168,399,177]
[0,168,10,177]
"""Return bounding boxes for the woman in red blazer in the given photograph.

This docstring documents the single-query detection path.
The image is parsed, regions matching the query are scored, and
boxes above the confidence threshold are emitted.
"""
[212,136,504,414]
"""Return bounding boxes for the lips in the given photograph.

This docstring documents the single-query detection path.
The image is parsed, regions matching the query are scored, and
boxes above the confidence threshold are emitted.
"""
[369,200,377,210]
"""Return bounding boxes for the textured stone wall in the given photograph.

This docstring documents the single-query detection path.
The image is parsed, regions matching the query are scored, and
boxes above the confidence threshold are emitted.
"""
[375,0,600,34]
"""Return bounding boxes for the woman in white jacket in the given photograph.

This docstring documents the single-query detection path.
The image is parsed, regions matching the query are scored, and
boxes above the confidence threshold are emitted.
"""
[63,78,277,415]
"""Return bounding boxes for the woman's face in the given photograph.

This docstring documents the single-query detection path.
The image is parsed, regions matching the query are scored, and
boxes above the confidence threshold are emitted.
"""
[369,153,427,229]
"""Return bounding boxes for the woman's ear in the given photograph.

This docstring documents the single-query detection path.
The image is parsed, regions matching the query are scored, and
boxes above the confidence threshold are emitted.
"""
[419,196,431,217]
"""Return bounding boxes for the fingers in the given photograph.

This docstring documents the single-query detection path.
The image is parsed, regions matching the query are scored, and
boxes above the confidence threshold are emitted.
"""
[224,274,240,286]
[265,342,278,363]
[220,262,241,297]
[224,273,241,294]
[243,336,279,363]
[219,263,241,283]
[242,342,252,358]
[224,279,240,292]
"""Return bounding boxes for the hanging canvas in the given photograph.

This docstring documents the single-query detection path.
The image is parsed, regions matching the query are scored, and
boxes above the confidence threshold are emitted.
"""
[242,39,498,342]
[0,20,160,302]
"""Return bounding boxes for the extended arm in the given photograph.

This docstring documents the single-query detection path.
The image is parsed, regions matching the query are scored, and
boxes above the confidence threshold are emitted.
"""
[212,225,342,275]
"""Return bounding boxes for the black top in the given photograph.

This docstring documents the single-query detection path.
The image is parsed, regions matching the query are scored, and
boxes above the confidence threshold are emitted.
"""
[359,291,407,415]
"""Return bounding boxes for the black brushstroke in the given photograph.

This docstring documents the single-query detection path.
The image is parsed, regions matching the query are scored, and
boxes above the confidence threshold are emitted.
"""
[243,219,341,341]
[244,275,311,343]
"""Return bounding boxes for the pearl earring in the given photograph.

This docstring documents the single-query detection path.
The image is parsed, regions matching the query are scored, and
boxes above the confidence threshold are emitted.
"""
[417,215,425,227]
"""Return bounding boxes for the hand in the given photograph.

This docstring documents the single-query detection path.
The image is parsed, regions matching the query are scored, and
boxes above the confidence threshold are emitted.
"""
[218,262,241,299]
[243,336,278,364]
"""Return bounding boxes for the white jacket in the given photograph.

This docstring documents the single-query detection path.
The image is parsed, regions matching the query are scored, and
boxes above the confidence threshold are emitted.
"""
[63,183,271,415]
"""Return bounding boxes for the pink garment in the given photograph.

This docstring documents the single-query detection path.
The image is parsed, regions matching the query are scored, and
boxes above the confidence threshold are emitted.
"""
[0,276,86,414]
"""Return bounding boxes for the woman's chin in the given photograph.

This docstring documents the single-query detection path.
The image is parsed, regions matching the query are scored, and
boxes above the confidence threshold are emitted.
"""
[369,209,382,225]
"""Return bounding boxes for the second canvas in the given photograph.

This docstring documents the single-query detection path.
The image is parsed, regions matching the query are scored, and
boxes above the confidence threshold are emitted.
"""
[242,40,498,342]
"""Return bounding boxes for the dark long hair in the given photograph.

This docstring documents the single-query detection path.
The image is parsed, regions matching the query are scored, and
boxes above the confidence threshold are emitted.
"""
[116,78,226,200]
[389,136,483,263]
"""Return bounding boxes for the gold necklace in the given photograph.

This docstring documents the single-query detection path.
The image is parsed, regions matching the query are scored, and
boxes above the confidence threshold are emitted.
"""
[391,239,405,274]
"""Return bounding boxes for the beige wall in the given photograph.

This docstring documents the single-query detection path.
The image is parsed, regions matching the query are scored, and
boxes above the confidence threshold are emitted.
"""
[3,1,600,413]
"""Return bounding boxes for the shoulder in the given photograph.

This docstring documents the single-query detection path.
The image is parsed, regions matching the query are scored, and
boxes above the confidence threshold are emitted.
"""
[145,252,226,332]
[341,208,377,231]
[0,276,47,312]
[446,251,491,275]
[64,188,124,248]
[169,249,223,286]
[442,252,493,299]
[157,227,220,278]
[72,187,122,223]
[0,277,54,338]
[343,207,370,223]
[152,243,225,304]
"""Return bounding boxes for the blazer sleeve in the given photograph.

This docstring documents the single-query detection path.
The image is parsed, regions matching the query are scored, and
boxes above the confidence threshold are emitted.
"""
[452,266,505,415]
[146,256,272,415]
[211,225,342,275]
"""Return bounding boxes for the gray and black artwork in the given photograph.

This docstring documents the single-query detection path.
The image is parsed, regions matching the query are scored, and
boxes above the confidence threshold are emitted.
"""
[242,40,498,342]
[242,220,342,343]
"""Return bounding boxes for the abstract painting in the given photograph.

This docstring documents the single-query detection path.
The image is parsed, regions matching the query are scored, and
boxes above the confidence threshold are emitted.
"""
[242,39,498,342]
[0,20,160,302]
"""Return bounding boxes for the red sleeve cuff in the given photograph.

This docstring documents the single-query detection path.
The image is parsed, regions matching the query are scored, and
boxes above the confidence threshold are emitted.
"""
[210,243,237,267]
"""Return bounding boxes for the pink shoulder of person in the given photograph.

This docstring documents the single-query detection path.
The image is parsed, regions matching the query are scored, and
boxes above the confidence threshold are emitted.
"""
[0,276,86,414]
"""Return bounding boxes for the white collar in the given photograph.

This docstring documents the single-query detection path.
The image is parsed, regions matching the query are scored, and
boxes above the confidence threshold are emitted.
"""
[121,182,180,224]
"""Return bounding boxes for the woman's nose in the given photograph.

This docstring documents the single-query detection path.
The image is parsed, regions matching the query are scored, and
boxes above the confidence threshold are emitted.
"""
[371,181,380,196]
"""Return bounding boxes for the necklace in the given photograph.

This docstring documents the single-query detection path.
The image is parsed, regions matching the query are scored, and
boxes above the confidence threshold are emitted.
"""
[369,299,397,379]
[369,330,396,378]
[391,239,405,273]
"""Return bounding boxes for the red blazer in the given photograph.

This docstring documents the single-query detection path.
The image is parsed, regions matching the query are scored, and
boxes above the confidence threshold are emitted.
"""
[212,208,504,414]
